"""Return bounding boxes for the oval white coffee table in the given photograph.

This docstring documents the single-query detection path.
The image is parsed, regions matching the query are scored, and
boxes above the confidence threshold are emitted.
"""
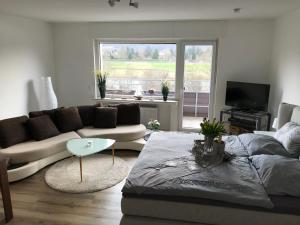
[67,138,116,182]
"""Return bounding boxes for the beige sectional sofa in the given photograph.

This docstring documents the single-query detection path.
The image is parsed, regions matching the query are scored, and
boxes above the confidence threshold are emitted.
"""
[4,125,146,182]
[1,132,81,165]
[77,124,146,142]
[0,104,146,182]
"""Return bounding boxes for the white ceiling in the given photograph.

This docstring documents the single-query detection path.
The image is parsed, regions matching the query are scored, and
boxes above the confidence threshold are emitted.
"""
[0,0,300,22]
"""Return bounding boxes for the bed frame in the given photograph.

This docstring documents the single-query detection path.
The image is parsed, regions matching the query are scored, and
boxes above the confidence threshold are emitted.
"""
[121,196,300,225]
[121,102,300,225]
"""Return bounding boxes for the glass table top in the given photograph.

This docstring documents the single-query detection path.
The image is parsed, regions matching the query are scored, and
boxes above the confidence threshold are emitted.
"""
[67,138,115,157]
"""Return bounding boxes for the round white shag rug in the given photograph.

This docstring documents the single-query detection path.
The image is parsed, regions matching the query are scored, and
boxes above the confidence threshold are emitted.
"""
[45,154,128,193]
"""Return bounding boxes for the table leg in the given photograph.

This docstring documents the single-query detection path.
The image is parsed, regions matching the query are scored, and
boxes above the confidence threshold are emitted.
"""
[0,159,13,222]
[79,157,83,182]
[112,144,115,164]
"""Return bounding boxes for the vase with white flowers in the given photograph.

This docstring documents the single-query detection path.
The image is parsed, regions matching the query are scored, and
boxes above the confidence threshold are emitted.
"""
[200,118,226,151]
[193,118,226,166]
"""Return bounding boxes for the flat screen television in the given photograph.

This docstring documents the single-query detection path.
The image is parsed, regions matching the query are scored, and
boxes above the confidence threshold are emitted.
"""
[225,81,270,111]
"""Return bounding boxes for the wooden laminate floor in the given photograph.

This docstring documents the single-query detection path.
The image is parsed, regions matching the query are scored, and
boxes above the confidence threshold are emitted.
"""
[0,150,139,225]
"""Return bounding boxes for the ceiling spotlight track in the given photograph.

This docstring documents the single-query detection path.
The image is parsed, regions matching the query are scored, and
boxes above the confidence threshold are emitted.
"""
[108,0,119,7]
[108,0,139,8]
[129,0,139,8]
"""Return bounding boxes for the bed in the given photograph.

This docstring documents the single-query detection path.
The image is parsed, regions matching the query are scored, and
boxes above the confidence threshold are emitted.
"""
[120,103,300,225]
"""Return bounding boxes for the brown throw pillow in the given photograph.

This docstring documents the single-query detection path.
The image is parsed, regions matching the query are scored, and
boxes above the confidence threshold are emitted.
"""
[29,107,64,126]
[94,107,117,128]
[77,103,102,126]
[108,103,140,125]
[55,107,83,133]
[0,116,30,148]
[27,115,60,141]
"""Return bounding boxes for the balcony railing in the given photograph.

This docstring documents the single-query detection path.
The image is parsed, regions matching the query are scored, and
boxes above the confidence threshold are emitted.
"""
[104,77,210,118]
[183,92,209,117]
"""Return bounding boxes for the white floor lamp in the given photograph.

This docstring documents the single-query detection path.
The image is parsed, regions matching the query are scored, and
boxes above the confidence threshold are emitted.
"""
[39,76,58,110]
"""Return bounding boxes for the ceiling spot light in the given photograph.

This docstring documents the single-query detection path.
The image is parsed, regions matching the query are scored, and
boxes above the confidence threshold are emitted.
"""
[108,0,139,8]
[129,0,139,8]
[233,8,242,13]
[108,0,120,7]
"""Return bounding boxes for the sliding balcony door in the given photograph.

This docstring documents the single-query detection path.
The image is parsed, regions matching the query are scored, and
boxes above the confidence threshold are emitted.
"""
[179,42,217,130]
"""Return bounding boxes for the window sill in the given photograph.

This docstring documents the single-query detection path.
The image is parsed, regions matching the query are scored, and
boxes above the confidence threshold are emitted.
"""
[93,97,178,105]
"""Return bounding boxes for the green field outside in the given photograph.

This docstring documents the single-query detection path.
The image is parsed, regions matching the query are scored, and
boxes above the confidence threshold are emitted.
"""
[103,60,211,80]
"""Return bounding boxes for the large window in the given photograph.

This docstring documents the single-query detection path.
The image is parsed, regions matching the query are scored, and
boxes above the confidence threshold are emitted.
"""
[99,43,176,97]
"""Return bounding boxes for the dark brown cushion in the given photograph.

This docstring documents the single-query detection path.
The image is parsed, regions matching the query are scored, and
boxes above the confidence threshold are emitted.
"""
[26,115,60,141]
[55,107,83,133]
[94,107,117,128]
[108,103,140,125]
[77,103,102,126]
[0,116,30,148]
[29,107,64,126]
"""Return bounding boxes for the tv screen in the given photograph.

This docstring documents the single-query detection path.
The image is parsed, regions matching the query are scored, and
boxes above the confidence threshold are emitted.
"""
[225,81,270,111]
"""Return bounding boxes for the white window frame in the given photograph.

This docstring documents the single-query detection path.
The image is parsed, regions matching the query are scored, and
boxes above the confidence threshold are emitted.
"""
[178,40,218,131]
[93,39,178,100]
[93,38,218,130]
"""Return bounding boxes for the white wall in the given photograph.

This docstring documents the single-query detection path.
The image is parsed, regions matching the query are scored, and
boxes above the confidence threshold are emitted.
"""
[53,20,273,129]
[215,20,273,118]
[0,13,55,119]
[269,9,300,116]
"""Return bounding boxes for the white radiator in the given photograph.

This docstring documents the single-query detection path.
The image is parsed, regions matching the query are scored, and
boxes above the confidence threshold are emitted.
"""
[140,106,158,126]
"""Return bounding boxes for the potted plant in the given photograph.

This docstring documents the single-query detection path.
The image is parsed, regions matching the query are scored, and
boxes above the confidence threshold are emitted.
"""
[161,81,169,101]
[96,71,108,99]
[148,119,160,131]
[200,118,226,154]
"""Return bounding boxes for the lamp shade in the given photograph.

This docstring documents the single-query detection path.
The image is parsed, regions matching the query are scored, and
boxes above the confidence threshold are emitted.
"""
[39,76,58,110]
[272,117,278,130]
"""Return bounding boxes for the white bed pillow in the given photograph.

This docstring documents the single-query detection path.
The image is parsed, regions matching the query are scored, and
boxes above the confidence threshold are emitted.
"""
[250,154,300,196]
[238,133,291,157]
[274,122,300,156]
[291,106,300,125]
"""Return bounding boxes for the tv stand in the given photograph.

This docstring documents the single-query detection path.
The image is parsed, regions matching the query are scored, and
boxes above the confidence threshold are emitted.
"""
[233,109,259,114]
[220,108,271,134]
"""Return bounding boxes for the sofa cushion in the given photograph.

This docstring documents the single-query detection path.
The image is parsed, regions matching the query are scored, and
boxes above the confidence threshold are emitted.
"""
[55,107,84,133]
[109,103,140,125]
[29,107,64,126]
[77,124,146,142]
[27,115,60,141]
[0,116,31,148]
[94,107,117,128]
[0,132,80,164]
[77,103,102,126]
